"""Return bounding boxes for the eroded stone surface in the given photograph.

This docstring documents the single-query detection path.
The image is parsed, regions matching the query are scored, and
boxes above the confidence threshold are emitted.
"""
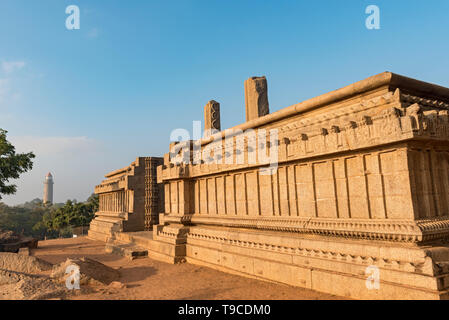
[244,76,269,121]
[0,270,66,300]
[51,257,120,286]
[0,252,52,273]
[0,230,20,244]
[91,72,449,299]
[204,100,221,137]
[0,229,39,253]
[152,72,449,299]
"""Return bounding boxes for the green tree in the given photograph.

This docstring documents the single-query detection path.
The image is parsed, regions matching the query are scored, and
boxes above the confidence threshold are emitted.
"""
[0,202,53,239]
[42,197,96,237]
[0,129,35,199]
[86,193,99,213]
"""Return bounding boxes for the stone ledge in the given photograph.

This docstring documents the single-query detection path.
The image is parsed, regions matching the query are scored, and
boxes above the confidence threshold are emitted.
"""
[163,214,449,243]
[105,242,148,260]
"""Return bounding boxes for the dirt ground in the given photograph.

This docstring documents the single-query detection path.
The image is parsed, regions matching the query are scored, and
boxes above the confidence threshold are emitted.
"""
[32,236,345,300]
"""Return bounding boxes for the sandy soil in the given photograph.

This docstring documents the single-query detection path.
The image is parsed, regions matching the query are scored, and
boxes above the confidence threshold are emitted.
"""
[32,236,345,300]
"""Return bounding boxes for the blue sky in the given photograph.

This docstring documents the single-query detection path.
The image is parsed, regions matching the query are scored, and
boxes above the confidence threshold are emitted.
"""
[1,0,449,205]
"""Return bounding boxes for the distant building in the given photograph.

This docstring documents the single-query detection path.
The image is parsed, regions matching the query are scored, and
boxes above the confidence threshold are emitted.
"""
[43,172,54,204]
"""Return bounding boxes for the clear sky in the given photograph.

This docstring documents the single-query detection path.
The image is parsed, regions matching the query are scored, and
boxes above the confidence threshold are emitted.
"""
[1,0,449,205]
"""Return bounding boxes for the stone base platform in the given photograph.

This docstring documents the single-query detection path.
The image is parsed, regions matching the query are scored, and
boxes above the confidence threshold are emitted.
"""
[87,216,124,243]
[144,222,449,300]
[105,241,148,260]
[100,222,449,299]
[106,230,186,264]
[183,226,449,300]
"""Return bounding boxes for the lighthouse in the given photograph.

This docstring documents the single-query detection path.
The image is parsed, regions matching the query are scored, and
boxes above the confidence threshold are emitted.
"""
[43,172,54,205]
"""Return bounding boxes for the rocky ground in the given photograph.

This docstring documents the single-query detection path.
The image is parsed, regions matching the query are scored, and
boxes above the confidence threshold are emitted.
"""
[0,229,20,244]
[0,236,345,300]
[0,228,38,253]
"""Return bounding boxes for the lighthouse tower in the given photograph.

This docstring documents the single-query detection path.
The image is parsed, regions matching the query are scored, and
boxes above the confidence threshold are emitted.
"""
[43,172,54,205]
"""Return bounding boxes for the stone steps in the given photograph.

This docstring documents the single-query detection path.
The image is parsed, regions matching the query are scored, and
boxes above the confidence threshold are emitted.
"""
[87,216,124,242]
[105,241,148,260]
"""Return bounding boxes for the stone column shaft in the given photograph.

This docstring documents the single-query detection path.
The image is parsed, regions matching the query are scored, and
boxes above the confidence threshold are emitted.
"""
[244,76,269,121]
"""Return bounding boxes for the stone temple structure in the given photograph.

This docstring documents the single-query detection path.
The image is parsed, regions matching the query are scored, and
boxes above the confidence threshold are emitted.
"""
[43,172,54,205]
[90,72,449,299]
[88,157,164,243]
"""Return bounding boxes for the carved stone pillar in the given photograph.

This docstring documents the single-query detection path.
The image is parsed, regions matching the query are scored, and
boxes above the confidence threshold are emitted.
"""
[144,157,164,230]
[204,100,221,138]
[244,76,269,121]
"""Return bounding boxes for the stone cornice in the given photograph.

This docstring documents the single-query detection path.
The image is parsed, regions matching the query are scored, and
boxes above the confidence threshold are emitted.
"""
[401,93,449,110]
[162,214,449,243]
[196,72,449,147]
[94,176,127,194]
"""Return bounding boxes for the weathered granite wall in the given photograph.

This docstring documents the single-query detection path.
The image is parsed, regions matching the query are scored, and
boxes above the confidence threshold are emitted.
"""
[151,72,449,299]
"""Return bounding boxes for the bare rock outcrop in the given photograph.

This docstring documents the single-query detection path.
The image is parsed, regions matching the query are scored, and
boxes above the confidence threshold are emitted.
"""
[0,230,20,244]
[0,229,39,253]
[51,257,120,286]
[0,252,52,274]
[0,269,66,300]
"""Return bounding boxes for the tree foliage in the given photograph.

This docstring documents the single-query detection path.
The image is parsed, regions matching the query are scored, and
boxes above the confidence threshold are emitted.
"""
[42,194,98,236]
[0,129,35,199]
[0,194,98,239]
[0,202,55,239]
[44,201,84,231]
